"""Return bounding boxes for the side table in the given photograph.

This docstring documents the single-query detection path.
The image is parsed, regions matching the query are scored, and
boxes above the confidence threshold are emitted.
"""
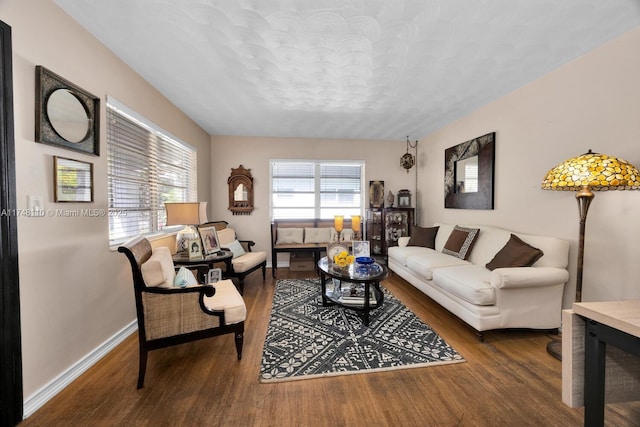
[172,250,233,283]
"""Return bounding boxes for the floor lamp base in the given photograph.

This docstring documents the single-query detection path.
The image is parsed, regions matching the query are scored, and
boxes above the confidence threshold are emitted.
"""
[547,339,562,361]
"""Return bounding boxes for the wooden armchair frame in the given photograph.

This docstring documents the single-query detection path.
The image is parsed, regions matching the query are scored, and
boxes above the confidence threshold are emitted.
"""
[118,236,244,389]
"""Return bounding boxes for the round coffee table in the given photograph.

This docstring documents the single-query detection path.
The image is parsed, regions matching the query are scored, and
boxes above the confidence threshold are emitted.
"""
[317,256,388,326]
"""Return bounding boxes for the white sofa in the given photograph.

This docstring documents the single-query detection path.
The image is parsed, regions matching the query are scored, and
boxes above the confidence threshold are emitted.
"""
[388,223,570,338]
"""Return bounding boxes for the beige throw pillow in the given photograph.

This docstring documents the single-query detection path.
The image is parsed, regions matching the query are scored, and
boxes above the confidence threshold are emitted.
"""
[276,228,304,244]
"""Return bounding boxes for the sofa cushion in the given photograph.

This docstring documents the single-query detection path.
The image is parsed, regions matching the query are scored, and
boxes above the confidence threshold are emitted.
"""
[276,228,304,244]
[442,226,480,260]
[432,265,496,305]
[389,246,436,267]
[405,252,470,280]
[304,227,331,243]
[486,234,544,271]
[408,225,439,248]
[140,246,175,288]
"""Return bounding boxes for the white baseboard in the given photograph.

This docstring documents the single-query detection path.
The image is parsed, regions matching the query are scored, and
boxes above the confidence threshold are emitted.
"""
[23,320,138,419]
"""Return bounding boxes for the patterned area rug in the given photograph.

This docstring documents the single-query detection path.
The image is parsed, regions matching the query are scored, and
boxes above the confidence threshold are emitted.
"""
[260,278,464,382]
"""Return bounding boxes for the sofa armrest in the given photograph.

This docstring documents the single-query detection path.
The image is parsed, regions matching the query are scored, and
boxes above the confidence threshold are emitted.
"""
[491,267,569,289]
[398,236,410,247]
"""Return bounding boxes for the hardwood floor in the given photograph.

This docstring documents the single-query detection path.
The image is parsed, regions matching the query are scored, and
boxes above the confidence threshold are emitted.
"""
[20,269,640,426]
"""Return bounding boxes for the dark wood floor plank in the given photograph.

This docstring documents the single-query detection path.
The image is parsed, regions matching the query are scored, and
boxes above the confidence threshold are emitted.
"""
[19,269,640,426]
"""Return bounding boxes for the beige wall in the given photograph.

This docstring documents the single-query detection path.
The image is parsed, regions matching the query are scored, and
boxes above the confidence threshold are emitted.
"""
[209,136,417,266]
[1,0,211,400]
[420,26,640,307]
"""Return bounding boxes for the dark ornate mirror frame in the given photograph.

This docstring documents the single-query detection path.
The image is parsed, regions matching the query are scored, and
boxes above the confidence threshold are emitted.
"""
[444,132,495,210]
[228,164,254,215]
[35,65,100,156]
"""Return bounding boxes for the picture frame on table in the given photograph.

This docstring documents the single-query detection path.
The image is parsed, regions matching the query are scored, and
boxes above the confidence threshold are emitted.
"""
[188,238,203,260]
[352,241,370,258]
[207,268,222,284]
[198,225,221,255]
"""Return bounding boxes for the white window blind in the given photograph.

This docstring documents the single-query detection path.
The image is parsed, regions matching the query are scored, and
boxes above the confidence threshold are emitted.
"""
[271,160,364,219]
[107,98,197,245]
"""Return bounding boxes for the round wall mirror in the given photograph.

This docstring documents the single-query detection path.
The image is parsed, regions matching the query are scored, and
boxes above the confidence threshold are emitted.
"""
[46,88,90,143]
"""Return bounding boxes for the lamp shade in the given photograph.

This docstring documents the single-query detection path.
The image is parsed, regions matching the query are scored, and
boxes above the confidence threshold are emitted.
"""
[541,150,639,191]
[165,202,208,226]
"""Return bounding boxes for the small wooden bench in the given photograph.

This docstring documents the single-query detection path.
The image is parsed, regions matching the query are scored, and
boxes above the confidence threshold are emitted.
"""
[271,218,359,277]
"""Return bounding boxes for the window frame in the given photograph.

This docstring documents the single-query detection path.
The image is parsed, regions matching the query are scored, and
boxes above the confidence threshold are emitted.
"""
[107,97,197,246]
[269,159,365,220]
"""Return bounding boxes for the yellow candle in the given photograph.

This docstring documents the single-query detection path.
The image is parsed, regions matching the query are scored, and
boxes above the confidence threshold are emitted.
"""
[334,215,344,233]
[351,215,361,233]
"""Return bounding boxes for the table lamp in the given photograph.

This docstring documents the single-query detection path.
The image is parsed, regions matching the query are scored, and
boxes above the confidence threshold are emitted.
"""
[541,150,639,359]
[165,202,208,255]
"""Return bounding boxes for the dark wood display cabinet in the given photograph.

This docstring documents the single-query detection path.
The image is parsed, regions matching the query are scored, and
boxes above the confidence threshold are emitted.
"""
[365,207,414,261]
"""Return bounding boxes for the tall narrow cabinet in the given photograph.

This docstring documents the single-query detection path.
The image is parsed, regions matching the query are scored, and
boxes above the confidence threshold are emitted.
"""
[365,207,414,260]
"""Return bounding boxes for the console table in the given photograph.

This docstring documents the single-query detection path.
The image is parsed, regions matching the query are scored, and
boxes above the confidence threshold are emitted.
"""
[563,300,640,426]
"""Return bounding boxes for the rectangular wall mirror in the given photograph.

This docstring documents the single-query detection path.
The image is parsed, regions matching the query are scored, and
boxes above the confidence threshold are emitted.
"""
[444,132,495,209]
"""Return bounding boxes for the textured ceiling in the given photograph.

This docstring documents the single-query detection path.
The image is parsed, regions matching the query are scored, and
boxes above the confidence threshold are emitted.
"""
[55,0,640,141]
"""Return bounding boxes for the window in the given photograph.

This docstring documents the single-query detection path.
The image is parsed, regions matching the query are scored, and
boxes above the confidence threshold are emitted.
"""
[107,97,197,245]
[270,160,364,219]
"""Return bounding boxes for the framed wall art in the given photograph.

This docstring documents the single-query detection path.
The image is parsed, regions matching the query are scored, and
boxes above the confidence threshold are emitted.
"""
[53,156,93,203]
[444,132,495,210]
[36,66,100,156]
[369,180,384,208]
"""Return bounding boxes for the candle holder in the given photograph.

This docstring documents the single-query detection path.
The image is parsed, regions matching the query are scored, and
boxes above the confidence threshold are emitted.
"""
[333,215,344,242]
[351,214,361,241]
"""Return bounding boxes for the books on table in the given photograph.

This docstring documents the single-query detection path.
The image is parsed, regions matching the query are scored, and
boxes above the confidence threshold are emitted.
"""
[331,279,376,305]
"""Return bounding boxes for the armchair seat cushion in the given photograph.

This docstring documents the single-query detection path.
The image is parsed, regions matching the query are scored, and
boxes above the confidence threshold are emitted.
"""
[232,251,267,273]
[204,279,247,325]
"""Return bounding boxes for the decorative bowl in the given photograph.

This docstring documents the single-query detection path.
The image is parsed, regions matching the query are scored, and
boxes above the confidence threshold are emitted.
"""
[356,256,375,265]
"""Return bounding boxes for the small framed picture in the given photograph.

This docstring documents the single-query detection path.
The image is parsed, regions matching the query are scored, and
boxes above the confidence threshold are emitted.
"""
[188,238,203,260]
[398,189,412,208]
[53,156,94,202]
[198,225,221,255]
[352,241,370,258]
[207,268,222,284]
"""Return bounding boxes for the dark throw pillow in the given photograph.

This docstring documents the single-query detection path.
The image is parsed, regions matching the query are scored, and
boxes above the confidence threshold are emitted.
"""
[442,226,480,260]
[485,234,544,271]
[408,226,439,249]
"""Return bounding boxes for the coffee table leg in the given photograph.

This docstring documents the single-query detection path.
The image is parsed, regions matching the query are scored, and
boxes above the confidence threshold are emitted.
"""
[363,282,370,326]
[320,273,328,306]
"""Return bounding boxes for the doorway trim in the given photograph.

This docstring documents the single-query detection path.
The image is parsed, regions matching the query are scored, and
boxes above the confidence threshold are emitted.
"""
[0,19,23,425]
